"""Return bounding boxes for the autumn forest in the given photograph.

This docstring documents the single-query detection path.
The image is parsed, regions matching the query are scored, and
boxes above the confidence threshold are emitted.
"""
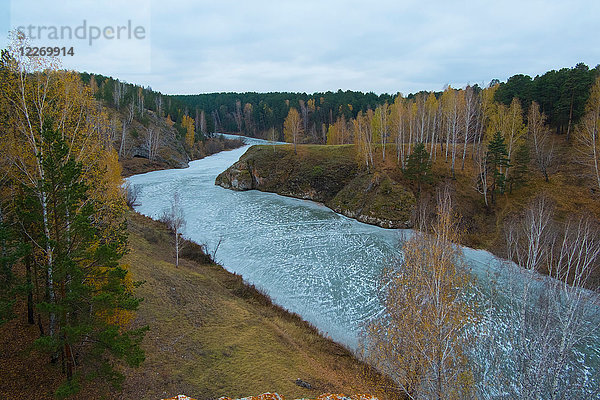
[2,24,600,400]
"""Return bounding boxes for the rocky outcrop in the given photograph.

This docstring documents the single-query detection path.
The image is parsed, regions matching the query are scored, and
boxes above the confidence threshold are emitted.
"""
[328,172,414,229]
[162,394,379,400]
[216,159,255,191]
[216,145,415,229]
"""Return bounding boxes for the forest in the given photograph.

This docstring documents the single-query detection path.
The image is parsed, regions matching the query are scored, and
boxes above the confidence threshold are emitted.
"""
[78,63,599,154]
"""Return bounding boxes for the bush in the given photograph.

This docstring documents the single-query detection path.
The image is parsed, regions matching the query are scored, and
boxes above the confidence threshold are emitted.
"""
[180,240,213,264]
[124,183,140,208]
[204,138,224,155]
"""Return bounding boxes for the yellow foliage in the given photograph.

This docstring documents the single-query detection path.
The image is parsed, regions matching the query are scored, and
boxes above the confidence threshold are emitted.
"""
[94,263,136,328]
[363,195,477,399]
[326,124,338,145]
[283,107,302,152]
[576,75,600,189]
[182,114,195,149]
[1,32,133,328]
[165,114,175,127]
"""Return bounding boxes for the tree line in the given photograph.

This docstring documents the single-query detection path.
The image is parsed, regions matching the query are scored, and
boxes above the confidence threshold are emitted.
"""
[494,63,599,138]
[165,63,598,144]
[279,71,600,206]
[77,62,598,173]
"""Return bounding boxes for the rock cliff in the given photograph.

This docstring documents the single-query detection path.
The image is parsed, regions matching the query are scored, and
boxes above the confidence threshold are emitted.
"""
[216,145,415,229]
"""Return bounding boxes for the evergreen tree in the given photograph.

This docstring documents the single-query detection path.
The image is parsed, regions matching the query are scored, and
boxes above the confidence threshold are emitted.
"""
[0,203,21,325]
[404,142,433,194]
[508,143,530,193]
[32,123,147,397]
[486,132,511,204]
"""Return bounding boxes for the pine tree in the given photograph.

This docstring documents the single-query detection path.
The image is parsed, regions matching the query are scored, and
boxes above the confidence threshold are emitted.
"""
[508,143,530,193]
[32,123,146,397]
[486,131,511,204]
[0,202,21,325]
[1,39,146,397]
[404,142,433,194]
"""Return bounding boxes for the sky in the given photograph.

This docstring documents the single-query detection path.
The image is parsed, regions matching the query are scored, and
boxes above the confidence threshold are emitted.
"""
[2,0,599,95]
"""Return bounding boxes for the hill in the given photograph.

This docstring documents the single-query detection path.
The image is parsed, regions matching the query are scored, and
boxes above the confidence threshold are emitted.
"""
[79,72,245,177]
[216,145,415,228]
[0,211,396,400]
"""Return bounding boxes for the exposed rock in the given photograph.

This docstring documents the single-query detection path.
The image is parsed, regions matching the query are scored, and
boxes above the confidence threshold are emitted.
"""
[216,393,378,400]
[216,145,415,229]
[295,378,312,389]
[217,160,254,190]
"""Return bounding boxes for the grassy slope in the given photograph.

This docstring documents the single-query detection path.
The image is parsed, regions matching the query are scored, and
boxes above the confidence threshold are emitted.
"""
[120,212,393,400]
[216,144,415,227]
[0,212,395,400]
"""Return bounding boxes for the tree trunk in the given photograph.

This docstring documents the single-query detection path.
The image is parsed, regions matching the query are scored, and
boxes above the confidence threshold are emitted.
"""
[566,91,575,142]
[25,255,34,325]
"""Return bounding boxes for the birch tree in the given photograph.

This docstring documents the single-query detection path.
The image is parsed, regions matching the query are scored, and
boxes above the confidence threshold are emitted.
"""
[373,103,388,161]
[119,101,134,158]
[528,101,554,182]
[441,87,459,175]
[284,107,303,154]
[504,98,526,180]
[354,110,374,170]
[390,95,407,167]
[475,196,600,399]
[362,190,477,400]
[425,92,439,160]
[182,114,195,150]
[474,150,489,207]
[146,126,160,160]
[161,192,186,268]
[461,86,477,170]
[0,34,146,396]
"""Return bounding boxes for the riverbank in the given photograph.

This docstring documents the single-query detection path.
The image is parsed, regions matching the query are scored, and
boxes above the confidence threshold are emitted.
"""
[121,135,246,177]
[0,210,397,400]
[121,211,396,399]
[215,145,415,229]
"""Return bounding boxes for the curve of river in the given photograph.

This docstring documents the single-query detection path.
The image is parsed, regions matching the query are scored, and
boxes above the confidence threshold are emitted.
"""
[127,135,599,395]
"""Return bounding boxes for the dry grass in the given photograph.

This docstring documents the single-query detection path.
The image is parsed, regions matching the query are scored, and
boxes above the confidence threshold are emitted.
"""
[121,212,398,400]
[0,211,399,400]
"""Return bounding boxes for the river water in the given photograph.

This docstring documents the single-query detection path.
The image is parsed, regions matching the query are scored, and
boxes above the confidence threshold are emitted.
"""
[127,135,599,396]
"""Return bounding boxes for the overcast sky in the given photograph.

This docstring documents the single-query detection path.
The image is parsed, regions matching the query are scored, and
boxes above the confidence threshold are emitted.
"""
[2,0,599,95]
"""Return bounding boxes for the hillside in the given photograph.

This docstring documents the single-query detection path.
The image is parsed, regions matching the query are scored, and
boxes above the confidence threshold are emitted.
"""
[99,103,244,177]
[0,211,396,400]
[78,73,246,177]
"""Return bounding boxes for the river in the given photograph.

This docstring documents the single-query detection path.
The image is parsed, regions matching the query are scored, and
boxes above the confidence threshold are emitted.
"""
[127,135,599,397]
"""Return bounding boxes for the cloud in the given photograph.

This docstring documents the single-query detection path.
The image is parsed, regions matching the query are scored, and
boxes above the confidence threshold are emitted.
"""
[2,0,599,94]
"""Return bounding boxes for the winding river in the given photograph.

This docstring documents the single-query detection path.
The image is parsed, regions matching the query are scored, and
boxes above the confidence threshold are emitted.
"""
[127,135,599,397]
